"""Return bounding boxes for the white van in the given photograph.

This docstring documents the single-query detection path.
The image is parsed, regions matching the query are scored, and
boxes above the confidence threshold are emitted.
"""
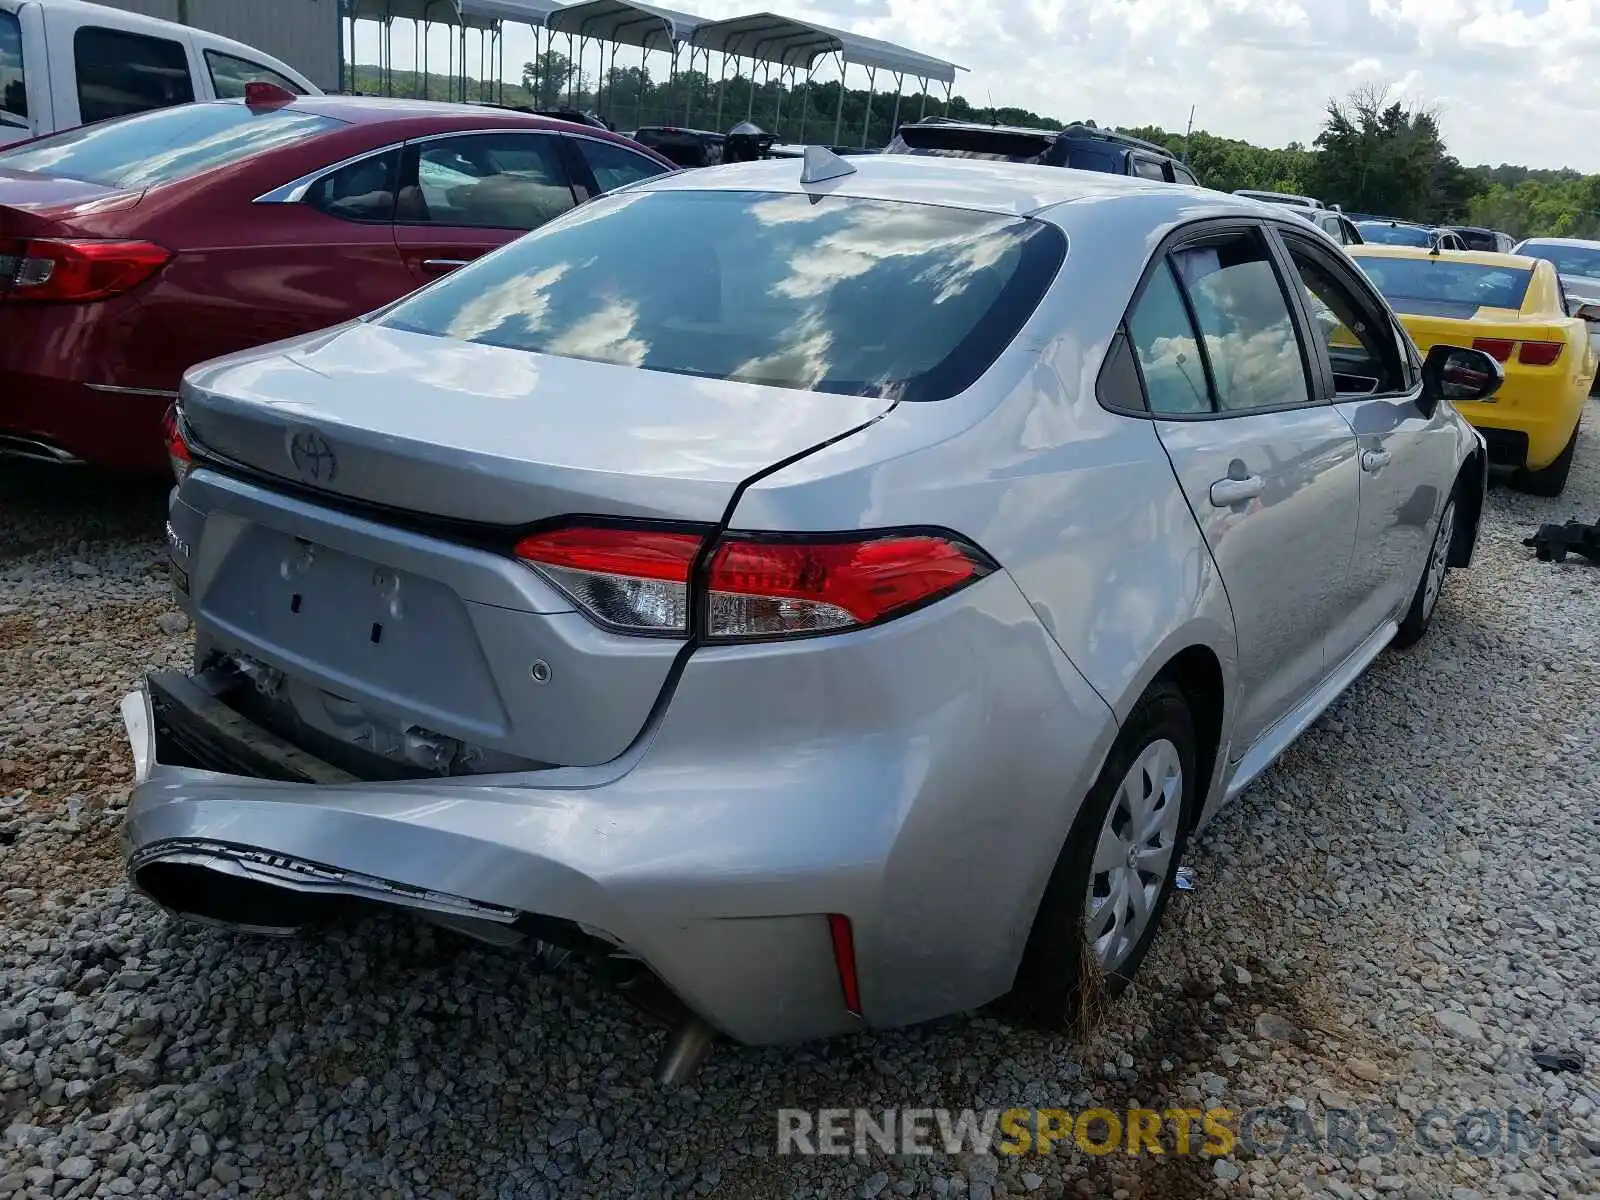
[0,0,319,149]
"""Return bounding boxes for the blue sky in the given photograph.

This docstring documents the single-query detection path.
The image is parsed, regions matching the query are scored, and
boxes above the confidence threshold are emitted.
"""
[371,0,1600,172]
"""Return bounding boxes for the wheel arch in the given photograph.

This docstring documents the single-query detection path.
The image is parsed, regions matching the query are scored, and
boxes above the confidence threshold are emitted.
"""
[1448,441,1487,568]
[1154,644,1227,831]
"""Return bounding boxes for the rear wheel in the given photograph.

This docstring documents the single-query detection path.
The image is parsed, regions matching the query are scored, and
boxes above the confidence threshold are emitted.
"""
[1002,681,1196,1028]
[1510,421,1578,497]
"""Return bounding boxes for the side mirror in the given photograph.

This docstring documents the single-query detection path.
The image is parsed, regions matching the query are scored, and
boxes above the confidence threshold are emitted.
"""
[1575,302,1600,324]
[1420,343,1503,413]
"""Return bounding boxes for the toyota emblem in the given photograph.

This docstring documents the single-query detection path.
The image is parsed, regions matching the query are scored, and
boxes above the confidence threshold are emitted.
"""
[287,427,337,484]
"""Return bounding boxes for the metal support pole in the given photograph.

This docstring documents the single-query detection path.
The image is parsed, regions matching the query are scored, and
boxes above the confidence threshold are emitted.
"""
[567,33,577,106]
[796,64,813,144]
[683,46,696,125]
[714,51,729,129]
[667,46,680,127]
[860,66,876,148]
[745,58,757,121]
[420,21,428,99]
[918,77,928,121]
[943,80,952,117]
[887,72,902,141]
[604,43,618,124]
[831,55,845,147]
[772,66,786,138]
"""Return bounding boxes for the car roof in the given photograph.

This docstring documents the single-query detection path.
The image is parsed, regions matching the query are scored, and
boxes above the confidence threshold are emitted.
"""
[905,119,1177,160]
[277,95,585,131]
[1516,236,1600,248]
[630,153,1255,221]
[1348,244,1539,269]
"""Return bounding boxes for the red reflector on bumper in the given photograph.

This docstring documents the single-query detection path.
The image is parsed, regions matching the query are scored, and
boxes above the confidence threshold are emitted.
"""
[828,913,862,1017]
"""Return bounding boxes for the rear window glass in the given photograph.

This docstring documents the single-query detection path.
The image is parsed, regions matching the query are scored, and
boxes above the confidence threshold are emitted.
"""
[1453,229,1499,252]
[0,102,342,189]
[1356,222,1432,247]
[1063,147,1119,173]
[205,50,306,99]
[887,127,1054,164]
[379,189,1066,401]
[1355,257,1532,310]
[1,10,26,127]
[1517,241,1600,281]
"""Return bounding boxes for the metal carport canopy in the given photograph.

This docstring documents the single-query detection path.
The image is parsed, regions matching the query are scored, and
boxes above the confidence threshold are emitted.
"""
[690,12,963,83]
[460,0,565,21]
[545,0,705,50]
[348,0,493,27]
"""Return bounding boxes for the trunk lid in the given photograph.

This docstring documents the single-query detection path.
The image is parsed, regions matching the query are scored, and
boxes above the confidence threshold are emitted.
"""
[181,320,896,527]
[171,322,893,774]
[0,168,142,236]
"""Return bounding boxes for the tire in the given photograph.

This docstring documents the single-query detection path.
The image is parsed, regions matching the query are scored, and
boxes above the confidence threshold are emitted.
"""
[1001,681,1197,1029]
[1393,493,1457,648]
[1510,421,1578,497]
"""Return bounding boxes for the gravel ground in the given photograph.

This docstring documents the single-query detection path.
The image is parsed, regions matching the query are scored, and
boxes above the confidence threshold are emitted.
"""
[2,409,1598,1200]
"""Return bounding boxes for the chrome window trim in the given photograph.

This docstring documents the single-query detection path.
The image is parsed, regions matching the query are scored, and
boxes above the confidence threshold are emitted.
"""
[252,141,404,204]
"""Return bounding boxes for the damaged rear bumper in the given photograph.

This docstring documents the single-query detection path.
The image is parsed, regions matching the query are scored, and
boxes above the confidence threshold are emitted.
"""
[120,571,1118,1046]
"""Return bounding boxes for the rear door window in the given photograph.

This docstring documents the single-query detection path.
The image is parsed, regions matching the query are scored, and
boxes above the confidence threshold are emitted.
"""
[0,101,342,187]
[307,149,401,222]
[569,136,668,193]
[378,189,1067,401]
[1,9,26,128]
[74,26,194,125]
[1131,156,1167,181]
[403,133,577,229]
[205,50,306,99]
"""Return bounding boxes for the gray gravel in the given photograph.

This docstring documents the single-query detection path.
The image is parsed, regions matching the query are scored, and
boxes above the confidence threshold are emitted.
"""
[3,407,1599,1200]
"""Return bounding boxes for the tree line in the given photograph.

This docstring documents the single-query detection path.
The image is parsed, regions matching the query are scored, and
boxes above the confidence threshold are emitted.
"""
[351,63,1600,240]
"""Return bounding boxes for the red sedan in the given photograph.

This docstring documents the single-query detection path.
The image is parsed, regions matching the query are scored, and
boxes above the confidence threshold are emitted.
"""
[0,89,674,471]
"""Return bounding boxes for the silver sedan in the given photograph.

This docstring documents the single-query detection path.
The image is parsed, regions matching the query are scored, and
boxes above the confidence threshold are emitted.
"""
[122,152,1499,1058]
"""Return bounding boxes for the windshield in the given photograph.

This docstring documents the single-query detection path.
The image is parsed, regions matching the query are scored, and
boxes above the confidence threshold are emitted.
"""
[1357,222,1433,247]
[1356,257,1532,311]
[379,189,1066,401]
[1517,241,1600,281]
[0,101,341,188]
[0,9,25,130]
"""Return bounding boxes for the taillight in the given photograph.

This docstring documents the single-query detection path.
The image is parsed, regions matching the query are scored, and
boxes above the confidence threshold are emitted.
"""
[161,404,192,483]
[1517,340,1563,366]
[514,526,702,634]
[513,525,994,641]
[705,533,991,640]
[0,237,171,303]
[1471,338,1515,362]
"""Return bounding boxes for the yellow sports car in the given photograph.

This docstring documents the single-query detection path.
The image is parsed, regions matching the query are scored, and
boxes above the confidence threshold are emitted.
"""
[1348,244,1597,495]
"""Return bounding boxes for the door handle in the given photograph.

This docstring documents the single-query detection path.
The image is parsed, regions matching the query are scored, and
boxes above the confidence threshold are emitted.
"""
[1360,449,1392,472]
[1209,475,1265,507]
[421,258,471,274]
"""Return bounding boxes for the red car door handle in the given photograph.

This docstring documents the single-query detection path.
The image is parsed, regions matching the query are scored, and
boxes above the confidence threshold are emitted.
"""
[421,258,472,274]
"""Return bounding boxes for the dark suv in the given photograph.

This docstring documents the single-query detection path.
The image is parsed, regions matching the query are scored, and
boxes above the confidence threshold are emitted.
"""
[884,119,1202,186]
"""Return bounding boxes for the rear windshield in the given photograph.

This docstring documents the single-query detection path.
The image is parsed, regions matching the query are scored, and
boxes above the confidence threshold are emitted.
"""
[1517,241,1600,281]
[887,127,1055,164]
[1453,229,1499,252]
[1356,222,1433,247]
[0,10,25,129]
[379,189,1066,401]
[0,101,342,189]
[1356,257,1532,310]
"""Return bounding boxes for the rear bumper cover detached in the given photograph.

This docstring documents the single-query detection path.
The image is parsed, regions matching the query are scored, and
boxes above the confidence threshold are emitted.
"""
[121,572,1118,1046]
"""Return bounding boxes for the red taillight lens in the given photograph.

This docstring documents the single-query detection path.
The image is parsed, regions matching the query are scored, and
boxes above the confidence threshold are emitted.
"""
[161,404,192,482]
[1471,338,1515,362]
[705,533,991,640]
[0,237,171,303]
[513,525,993,640]
[1517,340,1563,366]
[514,526,703,634]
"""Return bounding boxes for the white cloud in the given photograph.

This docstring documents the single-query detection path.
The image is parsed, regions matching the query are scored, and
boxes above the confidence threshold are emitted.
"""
[381,0,1600,171]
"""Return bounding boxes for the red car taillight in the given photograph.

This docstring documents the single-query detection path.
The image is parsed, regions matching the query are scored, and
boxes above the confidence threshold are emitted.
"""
[705,534,988,639]
[1471,338,1515,362]
[1517,340,1563,366]
[514,525,994,640]
[514,526,702,634]
[0,237,171,303]
[161,404,192,483]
